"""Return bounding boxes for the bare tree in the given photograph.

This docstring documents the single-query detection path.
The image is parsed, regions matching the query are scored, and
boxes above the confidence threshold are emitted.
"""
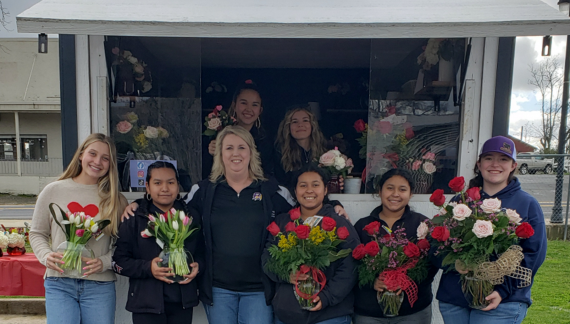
[528,58,564,152]
[0,1,10,31]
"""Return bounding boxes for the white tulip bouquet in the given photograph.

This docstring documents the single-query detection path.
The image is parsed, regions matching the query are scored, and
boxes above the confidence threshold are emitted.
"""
[141,208,198,281]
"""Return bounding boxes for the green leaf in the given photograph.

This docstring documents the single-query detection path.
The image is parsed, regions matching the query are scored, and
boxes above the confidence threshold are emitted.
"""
[203,129,216,137]
[431,216,446,225]
[49,203,71,241]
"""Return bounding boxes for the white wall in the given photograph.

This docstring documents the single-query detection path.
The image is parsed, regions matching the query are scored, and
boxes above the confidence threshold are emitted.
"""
[0,175,57,194]
[0,38,60,103]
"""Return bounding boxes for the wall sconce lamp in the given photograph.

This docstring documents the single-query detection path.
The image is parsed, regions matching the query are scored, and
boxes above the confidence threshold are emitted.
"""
[38,33,48,54]
[542,35,552,56]
[559,0,570,15]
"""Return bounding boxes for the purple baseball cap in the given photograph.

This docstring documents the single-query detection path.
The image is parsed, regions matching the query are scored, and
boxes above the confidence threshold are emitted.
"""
[480,136,517,161]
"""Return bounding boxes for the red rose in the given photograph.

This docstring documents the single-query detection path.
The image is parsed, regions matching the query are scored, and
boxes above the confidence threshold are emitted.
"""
[466,187,481,201]
[515,222,535,239]
[337,227,349,240]
[363,221,381,236]
[429,189,446,206]
[403,242,421,258]
[354,119,366,133]
[352,244,366,260]
[431,226,450,242]
[417,239,430,251]
[289,207,301,221]
[364,241,380,256]
[405,127,414,140]
[285,222,296,232]
[267,222,280,237]
[386,105,396,115]
[448,176,465,193]
[322,217,337,231]
[294,225,311,239]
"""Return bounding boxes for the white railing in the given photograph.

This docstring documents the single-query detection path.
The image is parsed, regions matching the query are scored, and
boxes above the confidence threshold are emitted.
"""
[0,158,63,176]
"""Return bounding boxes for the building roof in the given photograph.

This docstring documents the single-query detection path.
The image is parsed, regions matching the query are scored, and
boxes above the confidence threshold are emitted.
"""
[507,135,538,153]
[16,0,570,38]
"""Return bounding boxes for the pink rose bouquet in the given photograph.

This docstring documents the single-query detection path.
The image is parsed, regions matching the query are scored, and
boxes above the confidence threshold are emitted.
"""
[425,177,535,309]
[318,147,353,176]
[203,105,236,137]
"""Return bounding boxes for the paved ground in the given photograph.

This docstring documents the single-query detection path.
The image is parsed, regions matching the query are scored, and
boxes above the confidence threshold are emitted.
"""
[0,315,45,323]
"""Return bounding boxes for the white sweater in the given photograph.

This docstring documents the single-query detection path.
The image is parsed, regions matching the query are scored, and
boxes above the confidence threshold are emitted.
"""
[30,178,124,281]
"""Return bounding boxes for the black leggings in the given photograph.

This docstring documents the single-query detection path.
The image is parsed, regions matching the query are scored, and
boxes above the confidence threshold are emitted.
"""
[132,303,193,324]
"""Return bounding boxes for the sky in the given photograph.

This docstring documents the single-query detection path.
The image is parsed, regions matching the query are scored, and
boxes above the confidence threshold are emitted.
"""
[0,0,565,150]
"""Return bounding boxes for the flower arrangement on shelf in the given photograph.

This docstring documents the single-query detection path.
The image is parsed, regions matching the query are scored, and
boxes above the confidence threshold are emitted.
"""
[407,151,437,176]
[426,177,534,309]
[203,105,236,138]
[352,224,430,317]
[265,208,352,309]
[318,147,354,177]
[1,223,29,255]
[141,208,199,282]
[49,202,112,277]
[114,112,169,154]
[111,47,153,95]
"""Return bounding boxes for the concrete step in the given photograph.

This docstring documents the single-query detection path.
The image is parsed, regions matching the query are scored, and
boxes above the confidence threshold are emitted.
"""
[0,299,45,315]
[0,315,46,324]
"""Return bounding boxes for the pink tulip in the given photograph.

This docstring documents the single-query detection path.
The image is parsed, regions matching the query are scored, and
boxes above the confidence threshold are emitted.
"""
[148,215,156,222]
[183,216,190,226]
[159,214,166,223]
[215,105,223,111]
[75,229,85,237]
[170,208,176,216]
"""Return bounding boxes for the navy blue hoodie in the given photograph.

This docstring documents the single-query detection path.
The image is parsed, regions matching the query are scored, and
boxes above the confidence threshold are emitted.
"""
[262,204,360,324]
[436,178,547,307]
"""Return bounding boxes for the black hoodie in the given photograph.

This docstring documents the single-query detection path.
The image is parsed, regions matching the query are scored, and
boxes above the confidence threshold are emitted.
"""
[262,204,360,324]
[353,205,438,318]
[113,199,203,314]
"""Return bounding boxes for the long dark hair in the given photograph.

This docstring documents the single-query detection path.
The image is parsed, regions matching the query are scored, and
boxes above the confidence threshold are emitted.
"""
[142,161,189,216]
[468,154,517,189]
[290,163,331,206]
[227,80,263,126]
[374,168,415,194]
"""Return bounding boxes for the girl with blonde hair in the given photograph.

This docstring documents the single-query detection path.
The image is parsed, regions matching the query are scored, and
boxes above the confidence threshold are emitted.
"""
[30,133,127,324]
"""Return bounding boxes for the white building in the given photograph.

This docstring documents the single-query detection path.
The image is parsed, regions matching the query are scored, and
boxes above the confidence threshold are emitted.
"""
[0,37,61,194]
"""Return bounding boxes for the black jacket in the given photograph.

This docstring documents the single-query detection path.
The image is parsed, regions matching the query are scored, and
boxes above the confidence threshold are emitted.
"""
[113,199,203,314]
[185,177,294,306]
[262,204,360,324]
[353,205,438,318]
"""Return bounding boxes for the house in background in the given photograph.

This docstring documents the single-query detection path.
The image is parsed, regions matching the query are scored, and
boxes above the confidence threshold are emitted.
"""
[0,38,62,194]
[507,135,538,153]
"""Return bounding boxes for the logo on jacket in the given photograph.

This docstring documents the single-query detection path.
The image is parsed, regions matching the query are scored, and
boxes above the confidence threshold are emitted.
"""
[252,192,262,201]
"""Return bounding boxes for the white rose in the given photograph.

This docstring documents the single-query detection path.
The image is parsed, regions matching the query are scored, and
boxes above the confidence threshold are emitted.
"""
[417,222,429,240]
[122,50,133,58]
[8,233,25,248]
[422,161,436,174]
[452,204,472,221]
[0,233,8,248]
[144,126,159,139]
[505,209,522,224]
[207,117,222,130]
[334,156,346,170]
[472,220,494,238]
[127,56,138,64]
[142,81,152,93]
[319,151,336,167]
[481,198,502,213]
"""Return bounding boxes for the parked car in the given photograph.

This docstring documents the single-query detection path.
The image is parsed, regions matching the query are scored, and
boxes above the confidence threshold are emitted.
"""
[516,153,554,175]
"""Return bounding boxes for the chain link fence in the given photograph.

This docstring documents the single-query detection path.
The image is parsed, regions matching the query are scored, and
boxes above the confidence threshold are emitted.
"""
[515,154,570,239]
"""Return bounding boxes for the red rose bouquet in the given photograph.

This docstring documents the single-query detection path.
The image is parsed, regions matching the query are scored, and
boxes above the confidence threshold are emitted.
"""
[353,224,429,317]
[426,177,534,309]
[265,208,352,309]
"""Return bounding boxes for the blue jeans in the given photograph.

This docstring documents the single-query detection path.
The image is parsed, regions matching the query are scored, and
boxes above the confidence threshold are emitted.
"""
[203,287,273,324]
[276,315,352,324]
[439,301,528,324]
[44,277,116,324]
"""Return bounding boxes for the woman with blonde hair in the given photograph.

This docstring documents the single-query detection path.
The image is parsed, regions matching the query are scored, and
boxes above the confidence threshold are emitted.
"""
[123,126,294,323]
[275,107,348,218]
[30,133,127,324]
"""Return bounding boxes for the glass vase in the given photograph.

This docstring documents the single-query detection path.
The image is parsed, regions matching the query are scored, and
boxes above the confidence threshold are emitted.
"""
[293,276,321,310]
[7,246,26,256]
[158,246,193,283]
[461,276,493,309]
[327,175,342,194]
[377,290,404,317]
[56,241,94,278]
